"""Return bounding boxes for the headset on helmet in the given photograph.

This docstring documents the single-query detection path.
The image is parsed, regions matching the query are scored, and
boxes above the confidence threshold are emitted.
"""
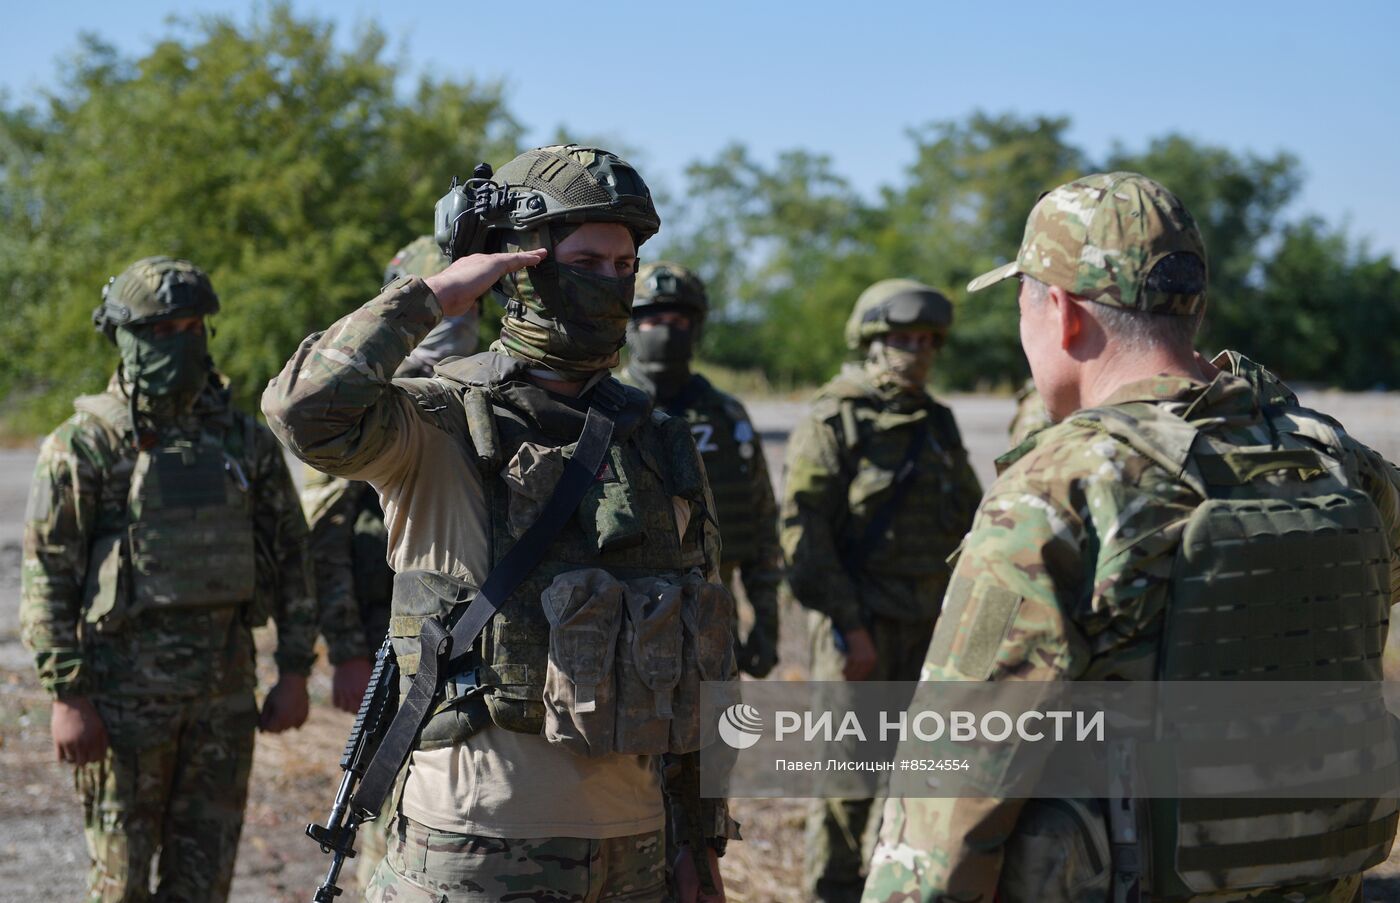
[433,145,660,262]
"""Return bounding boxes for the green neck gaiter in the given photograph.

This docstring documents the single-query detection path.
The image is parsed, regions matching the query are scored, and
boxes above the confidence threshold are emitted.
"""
[116,326,209,415]
[494,255,636,382]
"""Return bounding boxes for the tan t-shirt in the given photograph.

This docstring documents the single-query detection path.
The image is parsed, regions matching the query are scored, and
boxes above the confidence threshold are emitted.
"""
[347,390,665,839]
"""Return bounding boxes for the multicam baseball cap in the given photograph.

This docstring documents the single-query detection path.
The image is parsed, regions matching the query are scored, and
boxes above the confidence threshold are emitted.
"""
[967,172,1208,315]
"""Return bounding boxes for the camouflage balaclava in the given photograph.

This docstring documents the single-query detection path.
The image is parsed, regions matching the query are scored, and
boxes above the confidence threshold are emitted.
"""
[94,257,220,418]
[626,262,709,401]
[846,279,953,394]
[383,236,470,377]
[484,145,660,381]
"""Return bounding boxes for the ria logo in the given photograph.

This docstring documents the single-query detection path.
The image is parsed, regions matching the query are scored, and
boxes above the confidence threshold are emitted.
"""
[717,703,763,750]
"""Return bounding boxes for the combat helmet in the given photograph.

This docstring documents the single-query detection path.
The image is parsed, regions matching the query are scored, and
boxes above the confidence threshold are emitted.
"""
[92,256,220,344]
[633,262,708,322]
[844,278,953,351]
[435,145,660,260]
[384,235,450,284]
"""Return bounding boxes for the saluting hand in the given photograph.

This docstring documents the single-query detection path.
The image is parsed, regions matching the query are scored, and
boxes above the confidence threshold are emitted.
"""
[424,248,548,317]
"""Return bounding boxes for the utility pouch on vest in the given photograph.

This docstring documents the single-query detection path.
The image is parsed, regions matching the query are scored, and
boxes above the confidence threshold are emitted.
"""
[578,445,647,553]
[670,572,737,754]
[541,568,626,757]
[614,575,685,755]
[81,531,128,633]
[387,570,489,750]
[999,798,1112,903]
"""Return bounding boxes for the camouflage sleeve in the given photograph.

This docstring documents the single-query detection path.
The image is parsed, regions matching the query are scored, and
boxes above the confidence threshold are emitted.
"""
[780,408,862,633]
[739,427,782,626]
[1347,440,1400,680]
[248,418,318,677]
[863,482,1083,901]
[260,276,441,479]
[19,418,105,698]
[302,470,370,663]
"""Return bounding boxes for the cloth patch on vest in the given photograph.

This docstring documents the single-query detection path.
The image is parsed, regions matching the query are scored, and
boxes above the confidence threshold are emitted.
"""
[596,458,618,482]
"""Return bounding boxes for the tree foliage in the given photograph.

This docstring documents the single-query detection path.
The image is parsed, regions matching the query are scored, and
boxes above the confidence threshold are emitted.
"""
[0,4,519,431]
[3,7,1397,436]
[657,117,1400,391]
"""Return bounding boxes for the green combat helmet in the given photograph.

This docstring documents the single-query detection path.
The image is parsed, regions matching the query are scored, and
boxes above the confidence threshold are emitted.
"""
[434,145,662,380]
[92,256,220,343]
[383,235,450,285]
[634,262,709,317]
[386,236,475,377]
[844,278,953,351]
[435,144,660,262]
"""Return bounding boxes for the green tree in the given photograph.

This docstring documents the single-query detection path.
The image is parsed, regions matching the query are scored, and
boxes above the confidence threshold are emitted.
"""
[0,4,519,432]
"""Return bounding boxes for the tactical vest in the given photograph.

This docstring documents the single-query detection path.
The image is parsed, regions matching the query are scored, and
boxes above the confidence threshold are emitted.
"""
[663,375,764,567]
[72,391,258,631]
[389,354,731,754]
[827,382,975,577]
[1074,400,1397,899]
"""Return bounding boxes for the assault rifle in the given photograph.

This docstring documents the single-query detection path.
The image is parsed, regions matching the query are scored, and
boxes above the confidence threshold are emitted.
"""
[306,635,399,901]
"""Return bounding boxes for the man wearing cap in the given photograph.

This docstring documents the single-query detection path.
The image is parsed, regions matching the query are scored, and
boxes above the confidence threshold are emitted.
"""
[862,173,1400,902]
[20,257,319,901]
[781,278,982,902]
[623,261,783,679]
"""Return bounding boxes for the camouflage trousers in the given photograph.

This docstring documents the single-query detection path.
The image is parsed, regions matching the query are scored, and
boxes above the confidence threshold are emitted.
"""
[76,690,258,902]
[804,610,935,903]
[365,815,669,902]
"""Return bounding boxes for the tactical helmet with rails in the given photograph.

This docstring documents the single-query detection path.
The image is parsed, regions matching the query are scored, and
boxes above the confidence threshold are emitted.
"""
[844,278,953,351]
[633,262,708,322]
[92,256,220,344]
[434,145,660,261]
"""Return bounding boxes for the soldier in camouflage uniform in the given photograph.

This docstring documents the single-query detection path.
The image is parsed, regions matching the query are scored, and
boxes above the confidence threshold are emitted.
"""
[863,173,1400,903]
[781,278,983,903]
[19,257,321,902]
[622,261,782,678]
[1006,377,1052,446]
[263,145,737,902]
[301,234,463,888]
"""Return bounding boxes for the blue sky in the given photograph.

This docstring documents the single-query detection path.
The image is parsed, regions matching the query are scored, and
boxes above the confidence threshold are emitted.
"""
[4,0,1398,256]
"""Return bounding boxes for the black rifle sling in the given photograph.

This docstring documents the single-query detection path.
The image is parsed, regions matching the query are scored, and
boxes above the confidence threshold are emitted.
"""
[843,418,927,575]
[352,401,618,817]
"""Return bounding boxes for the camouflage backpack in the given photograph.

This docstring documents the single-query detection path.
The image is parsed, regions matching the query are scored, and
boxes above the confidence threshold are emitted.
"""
[1072,398,1396,899]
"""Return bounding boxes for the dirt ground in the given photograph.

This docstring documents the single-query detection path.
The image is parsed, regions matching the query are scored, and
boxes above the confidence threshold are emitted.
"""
[5,391,1400,901]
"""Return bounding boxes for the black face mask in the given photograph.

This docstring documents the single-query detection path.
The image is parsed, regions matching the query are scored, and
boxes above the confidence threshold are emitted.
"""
[627,322,695,401]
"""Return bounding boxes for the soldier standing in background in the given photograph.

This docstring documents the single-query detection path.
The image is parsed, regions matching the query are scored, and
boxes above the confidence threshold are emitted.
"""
[623,261,782,678]
[781,278,983,903]
[20,257,320,902]
[1007,376,1052,446]
[301,233,467,887]
[863,173,1400,903]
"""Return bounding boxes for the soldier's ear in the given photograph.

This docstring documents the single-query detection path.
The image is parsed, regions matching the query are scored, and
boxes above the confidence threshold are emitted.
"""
[1046,285,1084,351]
